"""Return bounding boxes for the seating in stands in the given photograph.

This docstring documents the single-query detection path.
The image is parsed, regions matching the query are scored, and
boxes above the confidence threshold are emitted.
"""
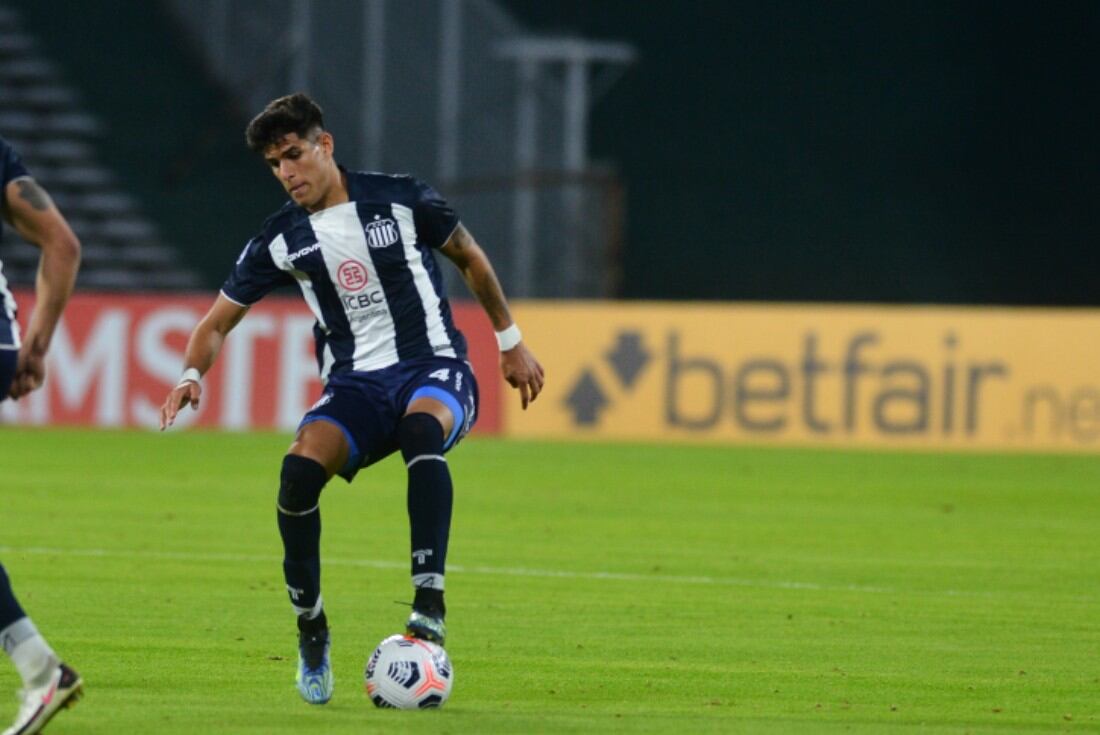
[0,4,202,290]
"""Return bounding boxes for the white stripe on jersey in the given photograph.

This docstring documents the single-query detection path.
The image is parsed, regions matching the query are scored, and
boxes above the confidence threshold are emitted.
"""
[0,259,20,349]
[271,231,328,334]
[310,203,400,371]
[393,203,456,359]
[269,232,335,378]
[320,342,335,380]
[0,258,14,318]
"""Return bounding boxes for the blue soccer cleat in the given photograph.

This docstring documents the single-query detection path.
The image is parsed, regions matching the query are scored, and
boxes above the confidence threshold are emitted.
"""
[295,629,334,705]
[405,609,447,646]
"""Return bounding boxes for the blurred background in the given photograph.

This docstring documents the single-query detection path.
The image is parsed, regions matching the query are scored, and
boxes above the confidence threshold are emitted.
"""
[2,6,1098,731]
[1,0,1097,305]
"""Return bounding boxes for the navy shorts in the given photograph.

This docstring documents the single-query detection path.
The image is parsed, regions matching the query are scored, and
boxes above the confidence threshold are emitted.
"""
[0,347,16,400]
[0,316,18,351]
[300,356,479,481]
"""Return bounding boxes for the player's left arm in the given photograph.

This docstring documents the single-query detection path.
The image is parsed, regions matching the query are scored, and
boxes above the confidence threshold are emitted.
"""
[440,223,544,409]
[1,177,81,399]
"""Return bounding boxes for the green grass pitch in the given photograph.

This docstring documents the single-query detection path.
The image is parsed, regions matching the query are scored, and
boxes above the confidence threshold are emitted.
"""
[0,427,1097,733]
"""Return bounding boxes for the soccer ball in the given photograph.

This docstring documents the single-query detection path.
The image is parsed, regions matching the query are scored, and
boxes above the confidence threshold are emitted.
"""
[364,634,454,709]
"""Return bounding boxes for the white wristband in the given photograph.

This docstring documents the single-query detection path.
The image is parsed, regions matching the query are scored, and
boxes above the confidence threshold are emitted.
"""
[495,324,522,352]
[176,367,201,388]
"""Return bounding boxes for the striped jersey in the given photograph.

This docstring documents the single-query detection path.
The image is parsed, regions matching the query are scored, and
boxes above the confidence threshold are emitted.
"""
[221,168,468,380]
[0,135,31,349]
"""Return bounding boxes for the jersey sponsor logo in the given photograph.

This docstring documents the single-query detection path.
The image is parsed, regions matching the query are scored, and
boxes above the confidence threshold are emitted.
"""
[365,217,400,249]
[341,280,388,321]
[287,242,322,263]
[338,259,386,315]
[337,260,370,292]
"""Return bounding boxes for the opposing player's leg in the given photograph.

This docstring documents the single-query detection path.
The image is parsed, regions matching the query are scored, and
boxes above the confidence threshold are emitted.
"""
[1,348,84,735]
[279,419,348,705]
[399,360,479,646]
[1,563,83,735]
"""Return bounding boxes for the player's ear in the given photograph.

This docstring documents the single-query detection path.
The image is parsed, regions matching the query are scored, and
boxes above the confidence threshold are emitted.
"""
[318,131,335,157]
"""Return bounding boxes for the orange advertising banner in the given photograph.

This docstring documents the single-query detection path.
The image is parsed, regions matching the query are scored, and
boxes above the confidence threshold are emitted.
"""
[1,291,502,433]
[506,301,1100,452]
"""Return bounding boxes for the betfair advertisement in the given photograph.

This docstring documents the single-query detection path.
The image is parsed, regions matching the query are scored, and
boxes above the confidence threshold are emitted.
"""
[4,293,1097,452]
[507,302,1100,452]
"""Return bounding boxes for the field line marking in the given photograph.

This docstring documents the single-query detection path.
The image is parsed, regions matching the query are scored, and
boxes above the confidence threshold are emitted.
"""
[0,544,893,594]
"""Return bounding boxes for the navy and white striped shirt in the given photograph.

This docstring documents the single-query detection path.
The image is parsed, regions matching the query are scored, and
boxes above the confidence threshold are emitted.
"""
[0,135,31,349]
[221,169,468,380]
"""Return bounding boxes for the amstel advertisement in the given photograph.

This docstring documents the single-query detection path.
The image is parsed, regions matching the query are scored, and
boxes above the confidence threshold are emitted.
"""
[0,291,502,433]
[506,301,1100,453]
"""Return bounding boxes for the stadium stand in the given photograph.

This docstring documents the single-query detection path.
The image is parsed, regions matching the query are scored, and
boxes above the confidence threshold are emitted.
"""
[1,0,632,296]
[0,4,203,290]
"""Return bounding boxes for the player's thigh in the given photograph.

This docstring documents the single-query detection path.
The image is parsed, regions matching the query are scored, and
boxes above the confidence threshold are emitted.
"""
[288,419,349,477]
[402,358,480,451]
[298,376,399,481]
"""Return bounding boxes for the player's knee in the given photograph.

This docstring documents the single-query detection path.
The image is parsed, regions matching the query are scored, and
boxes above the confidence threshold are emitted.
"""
[278,455,329,515]
[398,412,445,462]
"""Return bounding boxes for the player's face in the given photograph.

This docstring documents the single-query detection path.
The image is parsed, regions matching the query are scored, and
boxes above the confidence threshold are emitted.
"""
[263,132,336,211]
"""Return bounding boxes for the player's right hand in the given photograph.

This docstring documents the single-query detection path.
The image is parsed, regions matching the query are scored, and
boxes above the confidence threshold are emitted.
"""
[159,380,202,430]
[7,346,45,400]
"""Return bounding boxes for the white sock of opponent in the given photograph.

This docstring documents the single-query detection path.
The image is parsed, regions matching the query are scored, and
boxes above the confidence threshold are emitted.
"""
[2,617,58,686]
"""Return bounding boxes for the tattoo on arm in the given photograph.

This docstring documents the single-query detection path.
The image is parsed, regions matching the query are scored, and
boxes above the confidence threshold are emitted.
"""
[16,179,53,212]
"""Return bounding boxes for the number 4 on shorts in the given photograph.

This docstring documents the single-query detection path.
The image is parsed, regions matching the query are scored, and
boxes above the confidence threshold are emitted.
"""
[429,368,450,382]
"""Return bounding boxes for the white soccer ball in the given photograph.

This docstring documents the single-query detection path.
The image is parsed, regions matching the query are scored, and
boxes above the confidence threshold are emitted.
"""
[364,634,454,709]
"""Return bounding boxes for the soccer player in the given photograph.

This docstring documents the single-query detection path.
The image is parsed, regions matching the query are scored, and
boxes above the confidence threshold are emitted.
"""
[159,93,544,705]
[0,135,83,735]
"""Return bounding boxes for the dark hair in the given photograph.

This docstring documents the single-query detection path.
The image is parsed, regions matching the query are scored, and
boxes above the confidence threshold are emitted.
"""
[245,93,325,153]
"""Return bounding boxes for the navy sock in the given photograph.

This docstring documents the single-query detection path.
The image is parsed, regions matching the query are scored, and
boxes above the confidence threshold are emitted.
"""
[0,562,27,631]
[399,413,452,591]
[277,455,329,618]
[297,609,328,636]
